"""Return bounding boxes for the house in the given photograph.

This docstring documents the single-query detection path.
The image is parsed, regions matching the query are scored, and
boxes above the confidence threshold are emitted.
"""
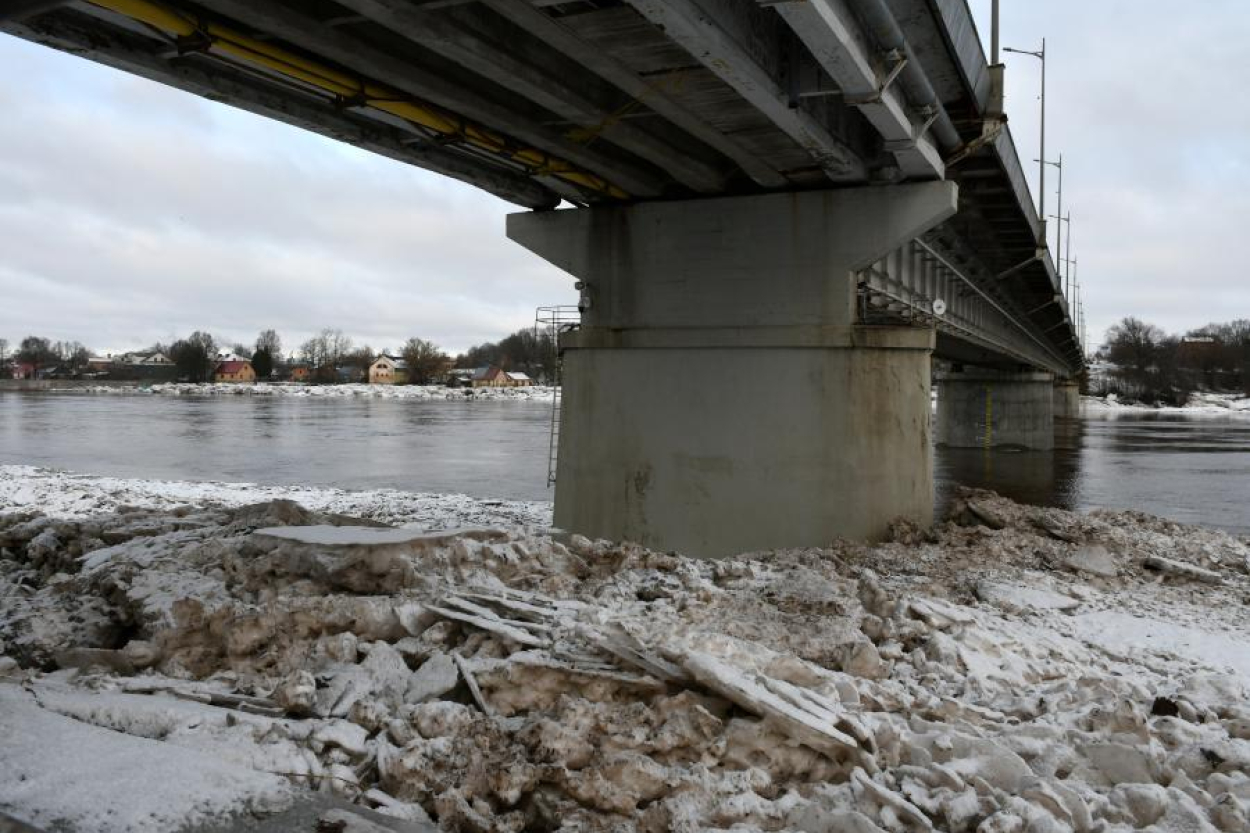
[369,355,409,385]
[119,351,173,367]
[214,359,256,383]
[471,365,532,388]
[10,362,37,380]
[114,351,178,382]
[274,360,311,382]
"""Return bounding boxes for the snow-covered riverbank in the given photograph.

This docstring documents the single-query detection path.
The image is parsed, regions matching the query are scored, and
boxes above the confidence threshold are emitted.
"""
[4,471,1250,832]
[48,382,557,401]
[0,464,552,529]
[1083,391,1250,415]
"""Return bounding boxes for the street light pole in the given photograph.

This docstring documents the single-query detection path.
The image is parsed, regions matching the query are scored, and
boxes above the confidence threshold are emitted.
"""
[1041,154,1063,257]
[1051,209,1071,296]
[991,0,1000,64]
[1004,40,1047,242]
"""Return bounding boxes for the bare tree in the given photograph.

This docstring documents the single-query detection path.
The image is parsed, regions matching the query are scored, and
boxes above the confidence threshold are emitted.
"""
[300,328,352,383]
[401,338,449,384]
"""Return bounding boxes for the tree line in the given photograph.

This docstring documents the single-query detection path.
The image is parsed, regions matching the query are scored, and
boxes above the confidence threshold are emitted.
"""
[2,324,559,384]
[0,336,90,377]
[1096,317,1250,405]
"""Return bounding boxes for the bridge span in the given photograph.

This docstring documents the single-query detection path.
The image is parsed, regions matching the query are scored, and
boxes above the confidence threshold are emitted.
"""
[6,0,1086,556]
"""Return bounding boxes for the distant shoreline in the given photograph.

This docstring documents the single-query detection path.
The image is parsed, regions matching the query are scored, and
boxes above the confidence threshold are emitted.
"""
[0,380,556,400]
[1083,391,1250,415]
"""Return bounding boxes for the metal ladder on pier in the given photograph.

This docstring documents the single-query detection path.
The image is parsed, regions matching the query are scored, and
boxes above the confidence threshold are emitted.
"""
[534,305,581,487]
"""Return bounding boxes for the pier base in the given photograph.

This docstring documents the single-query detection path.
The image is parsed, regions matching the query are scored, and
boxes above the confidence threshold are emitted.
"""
[935,369,1055,450]
[508,184,957,557]
[1054,379,1081,419]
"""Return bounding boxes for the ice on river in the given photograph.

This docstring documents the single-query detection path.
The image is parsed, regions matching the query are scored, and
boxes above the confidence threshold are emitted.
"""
[65,382,557,401]
[4,473,1250,832]
[0,464,552,530]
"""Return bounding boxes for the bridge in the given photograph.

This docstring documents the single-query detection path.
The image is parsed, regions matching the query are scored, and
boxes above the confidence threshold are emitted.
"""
[5,0,1086,556]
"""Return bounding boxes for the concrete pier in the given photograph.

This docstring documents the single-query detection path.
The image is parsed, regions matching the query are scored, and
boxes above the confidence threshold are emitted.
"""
[1054,379,1081,419]
[935,370,1056,451]
[508,183,957,557]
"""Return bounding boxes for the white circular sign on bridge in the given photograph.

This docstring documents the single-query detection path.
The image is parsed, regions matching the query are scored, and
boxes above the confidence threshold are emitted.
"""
[932,298,947,316]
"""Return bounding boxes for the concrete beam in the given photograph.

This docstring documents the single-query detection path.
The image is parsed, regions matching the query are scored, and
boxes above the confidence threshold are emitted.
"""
[0,0,70,22]
[334,0,729,193]
[624,0,868,183]
[480,0,789,188]
[768,0,944,179]
[508,185,958,557]
[509,181,959,330]
[189,0,668,198]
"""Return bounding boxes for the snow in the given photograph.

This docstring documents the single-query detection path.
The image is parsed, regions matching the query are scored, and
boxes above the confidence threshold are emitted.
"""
[1083,391,1250,415]
[1074,610,1250,683]
[61,382,557,401]
[0,464,552,529]
[974,578,1080,613]
[6,477,1250,831]
[0,682,293,833]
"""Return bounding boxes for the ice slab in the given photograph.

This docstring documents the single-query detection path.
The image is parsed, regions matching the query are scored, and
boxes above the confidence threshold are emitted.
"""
[0,683,292,833]
[253,525,498,547]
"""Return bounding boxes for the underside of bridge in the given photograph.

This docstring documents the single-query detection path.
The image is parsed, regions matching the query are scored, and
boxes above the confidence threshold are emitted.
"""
[5,0,1087,555]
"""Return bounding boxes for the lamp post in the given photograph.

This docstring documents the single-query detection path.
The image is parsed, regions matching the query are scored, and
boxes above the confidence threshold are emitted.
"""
[1050,209,1072,297]
[1004,40,1047,243]
[1038,152,1065,264]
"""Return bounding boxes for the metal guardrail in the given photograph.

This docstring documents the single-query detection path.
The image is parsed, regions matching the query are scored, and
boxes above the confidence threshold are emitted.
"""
[857,238,1072,374]
[534,305,581,487]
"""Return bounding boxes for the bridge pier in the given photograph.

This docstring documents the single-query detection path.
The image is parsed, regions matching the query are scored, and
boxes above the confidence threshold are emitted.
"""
[1054,379,1081,419]
[508,183,957,557]
[935,369,1056,450]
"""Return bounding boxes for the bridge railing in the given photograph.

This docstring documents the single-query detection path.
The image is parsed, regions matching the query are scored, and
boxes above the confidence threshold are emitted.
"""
[857,239,1070,374]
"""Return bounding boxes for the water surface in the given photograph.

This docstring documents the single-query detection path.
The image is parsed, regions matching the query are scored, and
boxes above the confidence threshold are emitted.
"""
[3,393,1249,533]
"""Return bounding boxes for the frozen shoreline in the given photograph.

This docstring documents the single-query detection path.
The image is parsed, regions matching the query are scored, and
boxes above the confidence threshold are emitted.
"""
[4,469,1250,832]
[1083,391,1250,415]
[31,382,558,401]
[0,464,552,530]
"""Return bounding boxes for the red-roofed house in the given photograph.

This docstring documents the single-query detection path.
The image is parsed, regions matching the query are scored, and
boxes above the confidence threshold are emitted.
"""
[214,359,256,383]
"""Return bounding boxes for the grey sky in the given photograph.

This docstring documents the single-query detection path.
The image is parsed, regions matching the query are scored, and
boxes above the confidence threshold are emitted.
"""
[2,2,1248,355]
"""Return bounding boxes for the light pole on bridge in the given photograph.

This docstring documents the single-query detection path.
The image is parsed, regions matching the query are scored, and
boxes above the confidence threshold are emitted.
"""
[1038,151,1068,278]
[1051,209,1071,297]
[1004,40,1047,247]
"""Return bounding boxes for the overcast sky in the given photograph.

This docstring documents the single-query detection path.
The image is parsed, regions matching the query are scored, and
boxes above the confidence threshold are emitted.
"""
[2,1,1248,356]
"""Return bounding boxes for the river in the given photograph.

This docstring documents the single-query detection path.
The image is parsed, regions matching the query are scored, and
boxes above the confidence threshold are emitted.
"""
[3,392,1249,533]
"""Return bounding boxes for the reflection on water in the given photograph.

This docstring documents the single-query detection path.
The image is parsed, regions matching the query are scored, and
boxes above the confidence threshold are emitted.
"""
[3,394,1250,533]
[936,413,1250,534]
[935,418,1084,518]
[0,393,555,502]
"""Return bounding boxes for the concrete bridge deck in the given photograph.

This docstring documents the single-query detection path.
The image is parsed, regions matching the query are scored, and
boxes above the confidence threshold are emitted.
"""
[5,0,1087,554]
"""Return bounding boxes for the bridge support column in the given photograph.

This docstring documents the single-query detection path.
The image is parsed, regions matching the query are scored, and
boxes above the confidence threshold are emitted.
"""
[935,369,1055,450]
[508,183,957,557]
[1054,379,1081,419]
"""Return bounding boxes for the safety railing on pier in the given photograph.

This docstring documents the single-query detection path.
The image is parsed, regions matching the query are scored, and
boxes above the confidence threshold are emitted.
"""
[533,305,581,487]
